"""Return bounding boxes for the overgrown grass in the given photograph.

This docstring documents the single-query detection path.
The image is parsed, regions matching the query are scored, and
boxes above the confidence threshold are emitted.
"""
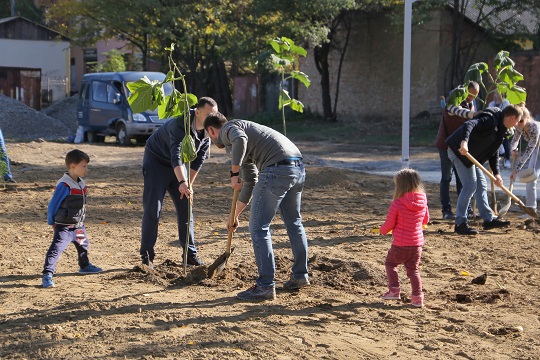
[247,111,439,147]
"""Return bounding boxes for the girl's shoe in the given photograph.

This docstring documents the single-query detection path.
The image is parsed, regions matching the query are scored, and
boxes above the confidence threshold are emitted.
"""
[381,287,401,300]
[42,274,55,288]
[411,293,424,307]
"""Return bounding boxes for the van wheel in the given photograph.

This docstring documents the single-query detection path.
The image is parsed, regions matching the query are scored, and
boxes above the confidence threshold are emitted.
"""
[116,124,131,146]
[86,131,97,143]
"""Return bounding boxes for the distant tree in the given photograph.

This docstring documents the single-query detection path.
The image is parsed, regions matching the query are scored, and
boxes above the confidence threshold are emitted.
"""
[94,50,127,72]
[407,0,540,90]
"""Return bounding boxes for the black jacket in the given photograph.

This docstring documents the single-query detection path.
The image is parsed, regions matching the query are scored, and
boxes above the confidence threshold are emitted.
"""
[446,107,510,175]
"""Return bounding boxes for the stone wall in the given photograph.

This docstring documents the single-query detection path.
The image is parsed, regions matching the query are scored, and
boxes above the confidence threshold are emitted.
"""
[298,9,498,123]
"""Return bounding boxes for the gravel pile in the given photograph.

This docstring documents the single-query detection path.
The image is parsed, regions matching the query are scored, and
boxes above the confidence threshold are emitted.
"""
[42,95,79,134]
[0,95,74,141]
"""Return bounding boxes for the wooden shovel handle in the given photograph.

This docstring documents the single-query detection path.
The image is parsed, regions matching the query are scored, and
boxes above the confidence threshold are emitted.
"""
[464,152,524,205]
[226,189,240,253]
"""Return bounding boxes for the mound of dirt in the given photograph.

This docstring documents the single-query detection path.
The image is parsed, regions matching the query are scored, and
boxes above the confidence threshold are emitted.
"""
[42,95,79,133]
[0,95,71,141]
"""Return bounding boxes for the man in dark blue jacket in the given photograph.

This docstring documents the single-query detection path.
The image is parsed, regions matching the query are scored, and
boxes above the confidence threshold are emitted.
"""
[140,97,218,268]
[446,104,522,235]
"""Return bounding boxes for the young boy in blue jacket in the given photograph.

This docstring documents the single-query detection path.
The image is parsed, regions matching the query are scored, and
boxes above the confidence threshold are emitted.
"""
[42,149,102,288]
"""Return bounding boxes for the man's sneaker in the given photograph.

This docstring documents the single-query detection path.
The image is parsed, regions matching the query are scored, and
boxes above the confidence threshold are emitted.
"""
[42,274,55,288]
[79,263,103,274]
[411,293,424,308]
[454,222,478,235]
[186,254,204,266]
[504,159,511,169]
[142,256,154,269]
[442,211,455,220]
[5,178,16,183]
[237,285,276,300]
[283,275,310,290]
[483,218,510,230]
[381,287,401,300]
[519,214,534,220]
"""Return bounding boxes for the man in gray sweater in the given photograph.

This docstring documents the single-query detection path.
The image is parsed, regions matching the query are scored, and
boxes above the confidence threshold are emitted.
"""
[204,112,310,300]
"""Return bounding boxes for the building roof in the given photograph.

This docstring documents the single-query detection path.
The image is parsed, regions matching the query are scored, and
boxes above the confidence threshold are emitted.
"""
[0,16,69,41]
[450,1,539,35]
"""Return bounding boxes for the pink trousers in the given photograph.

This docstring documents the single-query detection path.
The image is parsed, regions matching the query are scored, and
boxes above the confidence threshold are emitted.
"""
[385,245,423,296]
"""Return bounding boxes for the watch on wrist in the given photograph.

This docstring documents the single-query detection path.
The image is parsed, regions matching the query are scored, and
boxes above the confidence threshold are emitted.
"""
[179,179,186,186]
[230,171,240,178]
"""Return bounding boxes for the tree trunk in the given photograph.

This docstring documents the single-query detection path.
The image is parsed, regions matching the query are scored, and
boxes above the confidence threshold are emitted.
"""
[314,43,333,121]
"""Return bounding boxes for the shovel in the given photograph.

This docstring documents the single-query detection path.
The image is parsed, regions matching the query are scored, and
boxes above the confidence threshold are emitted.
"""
[498,157,517,217]
[464,152,538,218]
[488,164,498,215]
[207,189,240,278]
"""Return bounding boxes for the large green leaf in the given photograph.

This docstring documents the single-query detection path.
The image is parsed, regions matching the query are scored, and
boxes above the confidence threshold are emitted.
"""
[289,99,305,113]
[158,89,183,119]
[447,86,468,107]
[271,54,292,67]
[291,71,311,88]
[505,86,527,104]
[180,134,197,163]
[283,37,307,57]
[499,68,524,89]
[463,62,488,85]
[127,76,162,113]
[279,89,292,110]
[494,50,514,70]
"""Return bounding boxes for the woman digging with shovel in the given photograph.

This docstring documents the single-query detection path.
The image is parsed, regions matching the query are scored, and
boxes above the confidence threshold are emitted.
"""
[446,104,523,235]
[509,104,540,219]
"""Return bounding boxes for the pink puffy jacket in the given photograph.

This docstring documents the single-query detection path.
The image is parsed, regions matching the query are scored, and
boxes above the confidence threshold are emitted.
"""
[380,191,429,247]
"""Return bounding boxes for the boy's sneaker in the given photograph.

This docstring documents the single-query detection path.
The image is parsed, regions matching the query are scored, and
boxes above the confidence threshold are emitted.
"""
[519,214,534,220]
[442,211,455,220]
[381,287,401,300]
[454,222,478,235]
[42,274,55,288]
[142,256,154,269]
[237,284,276,300]
[79,263,103,274]
[411,293,424,308]
[186,254,204,266]
[483,218,510,230]
[283,275,310,290]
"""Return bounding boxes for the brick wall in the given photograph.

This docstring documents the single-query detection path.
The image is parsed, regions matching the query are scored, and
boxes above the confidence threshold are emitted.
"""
[512,52,540,118]
[299,9,497,123]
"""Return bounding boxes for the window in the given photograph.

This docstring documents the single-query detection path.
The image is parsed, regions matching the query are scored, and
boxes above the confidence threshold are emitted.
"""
[92,81,107,103]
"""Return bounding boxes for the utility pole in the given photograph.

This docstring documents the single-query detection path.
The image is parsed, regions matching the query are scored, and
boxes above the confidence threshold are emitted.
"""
[401,0,416,169]
[10,0,16,16]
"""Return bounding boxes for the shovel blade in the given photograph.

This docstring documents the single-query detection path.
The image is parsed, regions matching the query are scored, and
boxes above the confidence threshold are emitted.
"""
[207,247,235,278]
[518,204,538,218]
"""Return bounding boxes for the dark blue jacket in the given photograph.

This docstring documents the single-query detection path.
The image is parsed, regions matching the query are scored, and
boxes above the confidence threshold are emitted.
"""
[144,109,209,172]
[446,107,510,175]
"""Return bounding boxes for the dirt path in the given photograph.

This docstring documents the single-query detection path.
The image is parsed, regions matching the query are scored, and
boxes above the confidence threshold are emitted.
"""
[1,141,539,359]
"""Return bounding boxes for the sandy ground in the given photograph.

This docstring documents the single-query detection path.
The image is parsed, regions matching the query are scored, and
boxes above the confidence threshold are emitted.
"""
[1,140,539,359]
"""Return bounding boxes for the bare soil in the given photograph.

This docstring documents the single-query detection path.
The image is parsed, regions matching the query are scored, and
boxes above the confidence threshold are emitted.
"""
[1,141,539,359]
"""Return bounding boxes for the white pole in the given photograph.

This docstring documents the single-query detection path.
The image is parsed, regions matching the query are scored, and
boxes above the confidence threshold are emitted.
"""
[402,0,415,169]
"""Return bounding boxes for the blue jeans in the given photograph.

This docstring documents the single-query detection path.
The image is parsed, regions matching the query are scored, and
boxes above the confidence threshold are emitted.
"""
[448,149,494,225]
[0,128,13,181]
[249,163,308,287]
[438,148,463,214]
[524,147,540,210]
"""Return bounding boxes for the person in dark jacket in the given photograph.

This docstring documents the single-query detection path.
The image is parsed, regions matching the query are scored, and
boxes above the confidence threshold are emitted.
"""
[140,97,218,268]
[42,149,102,288]
[446,105,523,235]
[435,81,479,219]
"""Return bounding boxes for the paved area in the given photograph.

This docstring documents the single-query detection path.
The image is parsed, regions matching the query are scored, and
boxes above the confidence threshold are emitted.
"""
[299,142,538,200]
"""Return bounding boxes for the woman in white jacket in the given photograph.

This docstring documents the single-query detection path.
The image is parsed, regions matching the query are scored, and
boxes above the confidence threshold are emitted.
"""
[510,103,540,218]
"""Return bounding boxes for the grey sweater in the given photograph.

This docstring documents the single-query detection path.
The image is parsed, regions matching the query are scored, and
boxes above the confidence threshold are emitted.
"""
[217,120,302,203]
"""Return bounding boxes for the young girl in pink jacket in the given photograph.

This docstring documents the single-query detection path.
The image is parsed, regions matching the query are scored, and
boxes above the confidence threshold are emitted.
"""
[380,169,429,307]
